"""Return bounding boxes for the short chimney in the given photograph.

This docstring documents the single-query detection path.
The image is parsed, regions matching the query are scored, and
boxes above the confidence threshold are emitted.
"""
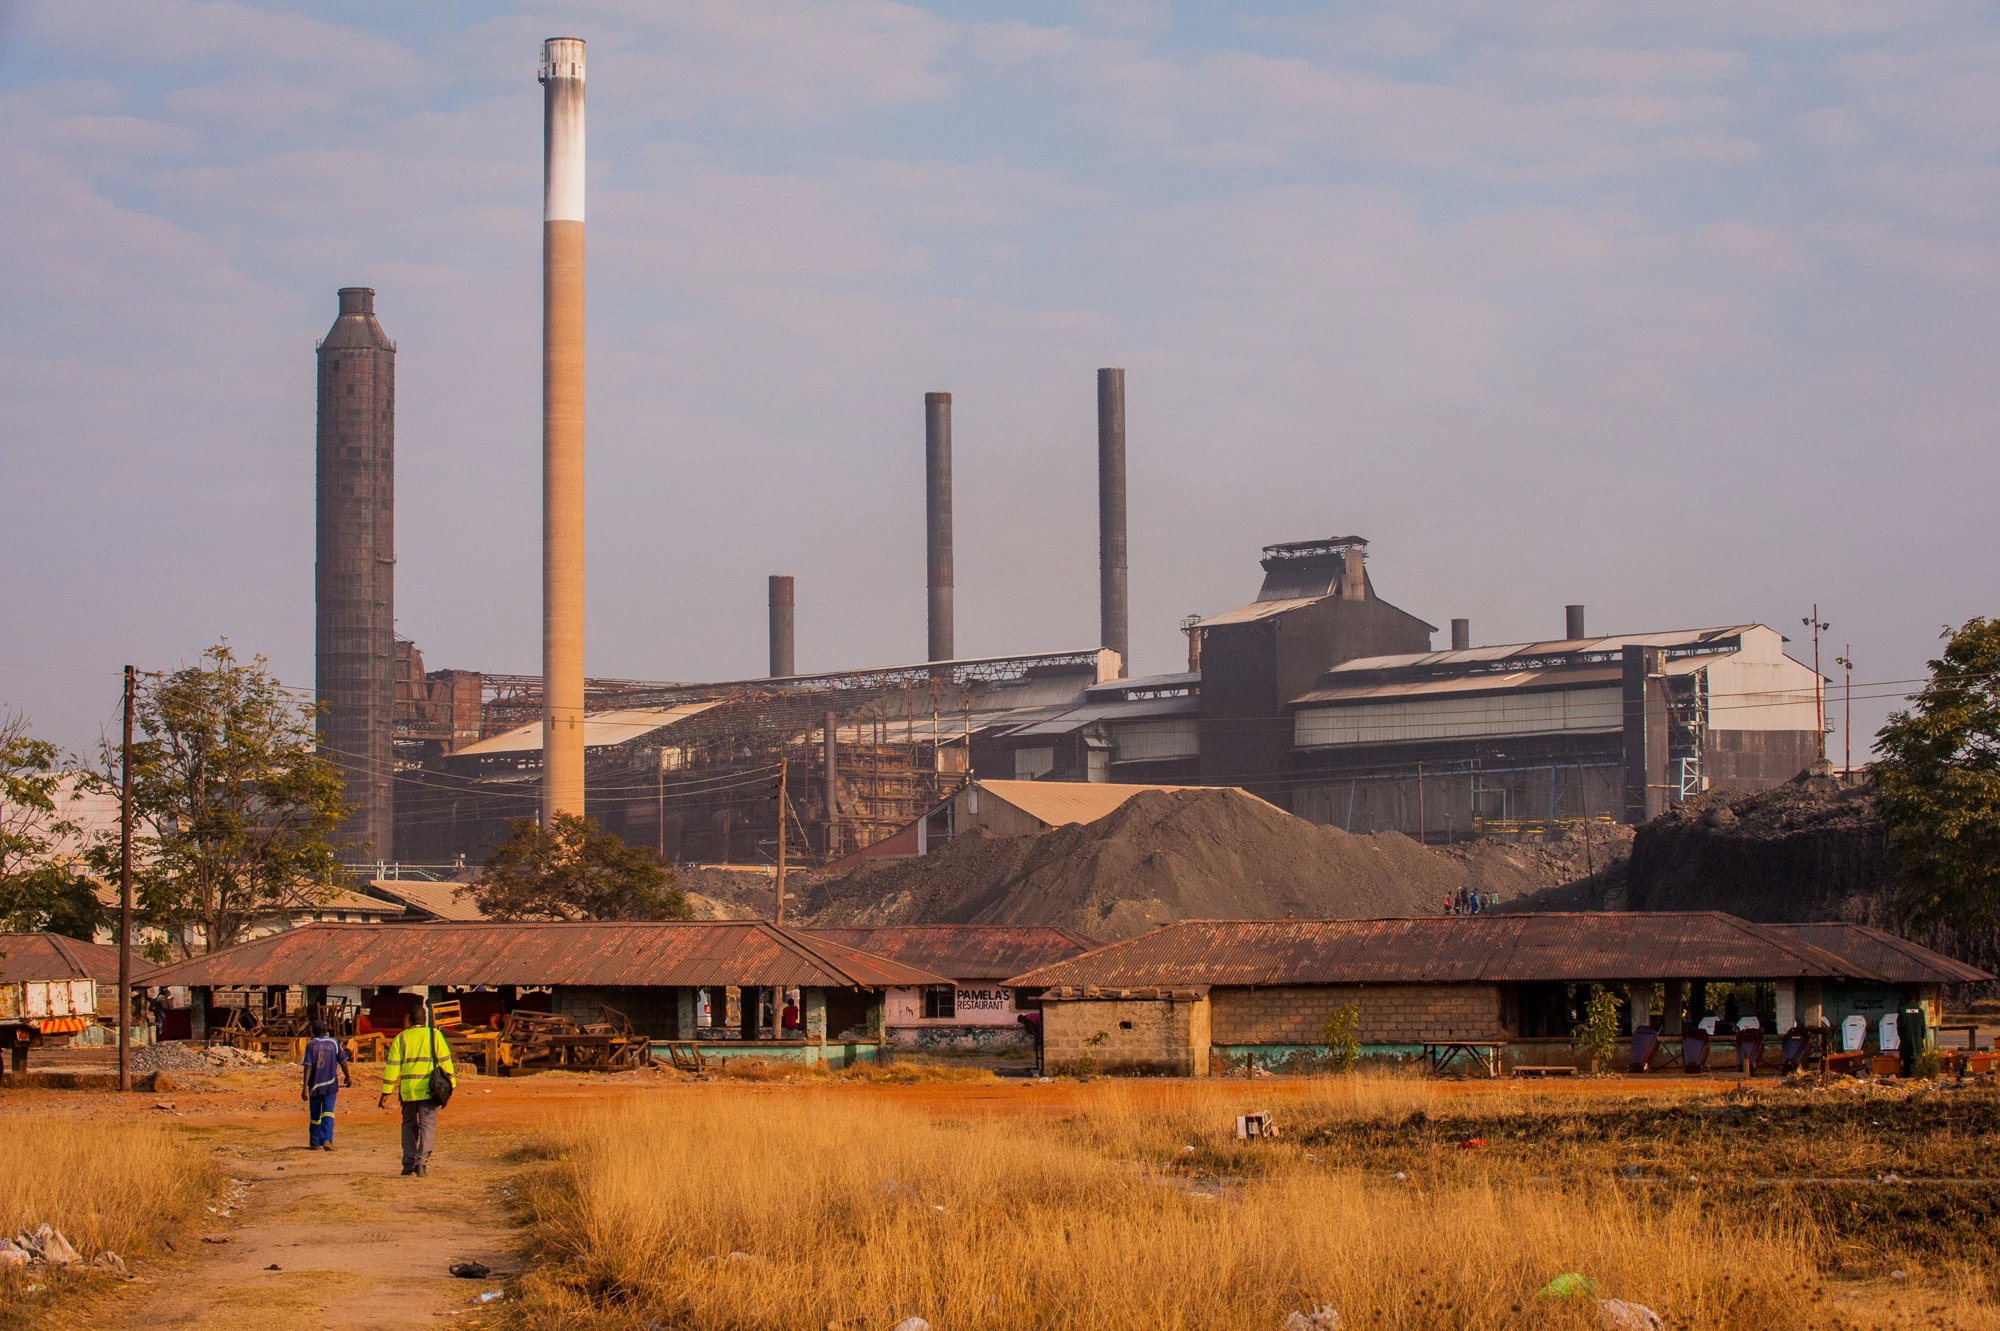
[1451,619,1470,651]
[1341,546,1367,600]
[1181,613,1202,673]
[1566,604,1586,640]
[768,575,795,678]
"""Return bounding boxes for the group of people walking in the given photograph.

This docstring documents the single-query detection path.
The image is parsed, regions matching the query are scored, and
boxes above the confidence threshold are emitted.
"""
[298,998,458,1176]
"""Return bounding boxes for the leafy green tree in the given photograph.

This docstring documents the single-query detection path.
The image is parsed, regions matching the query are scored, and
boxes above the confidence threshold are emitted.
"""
[95,644,349,956]
[1874,618,2000,932]
[1573,986,1621,1068]
[0,711,103,937]
[468,813,689,921]
[1317,1003,1362,1073]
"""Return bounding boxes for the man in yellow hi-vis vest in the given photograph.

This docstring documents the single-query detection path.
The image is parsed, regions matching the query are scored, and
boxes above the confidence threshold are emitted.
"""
[378,998,455,1176]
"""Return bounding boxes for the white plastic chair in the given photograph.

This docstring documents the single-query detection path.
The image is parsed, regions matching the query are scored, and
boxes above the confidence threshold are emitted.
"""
[1842,1014,1868,1052]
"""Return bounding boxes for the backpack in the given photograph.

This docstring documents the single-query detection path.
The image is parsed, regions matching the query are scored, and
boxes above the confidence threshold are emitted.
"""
[424,1010,455,1108]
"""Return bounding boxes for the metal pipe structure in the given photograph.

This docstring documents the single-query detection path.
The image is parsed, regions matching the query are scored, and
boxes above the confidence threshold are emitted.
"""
[315,286,396,857]
[1451,618,1470,651]
[1097,368,1128,676]
[540,37,587,822]
[768,575,795,678]
[823,711,841,858]
[1566,604,1586,640]
[925,392,953,662]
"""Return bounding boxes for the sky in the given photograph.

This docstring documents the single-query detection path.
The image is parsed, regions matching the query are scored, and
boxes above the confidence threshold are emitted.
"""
[2,0,1996,762]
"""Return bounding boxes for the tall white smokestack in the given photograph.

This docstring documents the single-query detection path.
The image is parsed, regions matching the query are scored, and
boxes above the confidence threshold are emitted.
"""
[540,37,586,822]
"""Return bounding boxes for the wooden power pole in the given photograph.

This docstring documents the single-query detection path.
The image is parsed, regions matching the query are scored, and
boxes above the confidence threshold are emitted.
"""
[118,664,135,1094]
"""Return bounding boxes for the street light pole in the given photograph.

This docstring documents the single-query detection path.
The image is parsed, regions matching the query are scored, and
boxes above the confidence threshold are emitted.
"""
[1834,648,1854,773]
[118,665,135,1094]
[1802,606,1830,763]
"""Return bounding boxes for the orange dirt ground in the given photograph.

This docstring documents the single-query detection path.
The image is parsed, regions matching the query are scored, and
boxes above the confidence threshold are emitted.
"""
[0,1047,1786,1331]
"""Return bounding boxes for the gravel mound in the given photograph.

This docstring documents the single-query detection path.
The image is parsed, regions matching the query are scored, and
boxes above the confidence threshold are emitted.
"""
[129,1042,269,1073]
[800,788,1580,939]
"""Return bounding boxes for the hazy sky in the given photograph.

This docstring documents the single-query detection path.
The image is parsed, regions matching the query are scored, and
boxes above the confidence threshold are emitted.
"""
[3,1,1995,760]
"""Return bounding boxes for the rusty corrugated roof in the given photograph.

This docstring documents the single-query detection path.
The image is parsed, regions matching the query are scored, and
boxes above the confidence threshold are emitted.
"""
[0,932,135,985]
[362,879,489,922]
[804,925,1104,981]
[1006,913,1944,988]
[1764,923,1992,985]
[141,921,951,990]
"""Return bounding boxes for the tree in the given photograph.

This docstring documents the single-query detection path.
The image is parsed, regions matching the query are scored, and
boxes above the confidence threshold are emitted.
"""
[0,711,103,937]
[1317,1003,1361,1073]
[1874,617,2000,932]
[98,644,349,956]
[468,814,689,921]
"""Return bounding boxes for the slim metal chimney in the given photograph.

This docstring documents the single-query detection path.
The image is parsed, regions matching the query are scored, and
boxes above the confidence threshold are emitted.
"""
[925,392,953,662]
[1097,368,1128,676]
[768,575,795,678]
[1451,618,1470,651]
[1340,545,1367,600]
[315,287,395,858]
[540,37,587,823]
[1566,604,1586,640]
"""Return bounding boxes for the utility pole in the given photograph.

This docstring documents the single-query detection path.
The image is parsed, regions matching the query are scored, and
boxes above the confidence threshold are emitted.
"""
[1416,762,1425,845]
[656,749,666,860]
[1802,606,1830,762]
[118,665,135,1094]
[1834,648,1854,774]
[774,760,788,926]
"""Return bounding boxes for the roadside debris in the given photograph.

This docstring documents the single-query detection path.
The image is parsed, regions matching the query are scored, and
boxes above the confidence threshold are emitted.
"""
[1235,1110,1276,1140]
[891,1319,932,1331]
[15,1225,81,1268]
[1281,1307,1342,1329]
[1539,1273,1598,1300]
[449,1261,491,1279]
[90,1251,128,1278]
[1597,1298,1664,1330]
[0,1238,28,1267]
[472,1289,506,1304]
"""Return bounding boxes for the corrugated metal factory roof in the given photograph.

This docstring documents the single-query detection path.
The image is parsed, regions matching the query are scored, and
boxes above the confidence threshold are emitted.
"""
[454,703,724,756]
[1289,656,1714,707]
[1332,626,1761,674]
[999,694,1201,738]
[141,921,952,990]
[0,932,134,985]
[973,779,1240,828]
[804,926,1106,981]
[361,879,489,922]
[1195,597,1323,628]
[1765,923,1992,985]
[1005,913,1973,988]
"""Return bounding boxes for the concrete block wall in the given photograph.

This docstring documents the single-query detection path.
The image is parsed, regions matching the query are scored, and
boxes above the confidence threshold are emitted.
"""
[1210,984,1501,1046]
[1043,997,1209,1076]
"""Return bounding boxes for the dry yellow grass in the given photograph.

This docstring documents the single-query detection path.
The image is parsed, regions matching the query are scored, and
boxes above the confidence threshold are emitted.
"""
[515,1079,1861,1330]
[0,1118,217,1261]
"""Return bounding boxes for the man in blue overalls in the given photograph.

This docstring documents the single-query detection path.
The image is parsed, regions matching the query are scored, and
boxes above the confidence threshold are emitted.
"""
[302,1019,353,1150]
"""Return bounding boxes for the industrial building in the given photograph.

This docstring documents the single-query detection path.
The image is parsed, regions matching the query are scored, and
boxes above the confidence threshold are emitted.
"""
[1007,914,1989,1077]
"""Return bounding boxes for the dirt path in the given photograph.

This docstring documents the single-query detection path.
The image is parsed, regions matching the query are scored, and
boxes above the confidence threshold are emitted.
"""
[82,1100,518,1331]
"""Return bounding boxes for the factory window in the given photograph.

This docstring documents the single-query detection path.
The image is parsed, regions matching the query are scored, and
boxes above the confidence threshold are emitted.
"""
[922,986,956,1020]
[1014,746,1055,780]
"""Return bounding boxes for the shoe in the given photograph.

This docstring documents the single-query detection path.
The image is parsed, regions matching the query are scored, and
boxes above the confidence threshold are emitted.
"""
[322,1143,334,1152]
[400,1165,415,1176]
[416,1162,428,1177]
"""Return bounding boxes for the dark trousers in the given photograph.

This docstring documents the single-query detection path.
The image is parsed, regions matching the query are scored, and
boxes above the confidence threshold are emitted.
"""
[308,1088,338,1146]
[400,1099,438,1170]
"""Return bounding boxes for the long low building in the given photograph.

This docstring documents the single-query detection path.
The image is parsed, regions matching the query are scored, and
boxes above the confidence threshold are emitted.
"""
[141,920,953,1068]
[804,925,1101,1053]
[1007,913,1990,1076]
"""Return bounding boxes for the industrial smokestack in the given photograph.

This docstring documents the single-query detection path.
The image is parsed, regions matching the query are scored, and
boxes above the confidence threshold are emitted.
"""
[1097,368,1128,677]
[1566,604,1586,640]
[315,287,395,858]
[925,392,953,662]
[1341,545,1367,600]
[540,37,587,822]
[768,575,795,678]
[1451,618,1470,651]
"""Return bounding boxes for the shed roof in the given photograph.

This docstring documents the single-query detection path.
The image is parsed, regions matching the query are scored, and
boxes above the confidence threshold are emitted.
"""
[1331,626,1761,675]
[971,779,1231,828]
[1764,923,1991,985]
[361,879,488,922]
[453,703,724,756]
[804,926,1105,981]
[1005,913,1959,988]
[1195,597,1322,629]
[141,921,951,990]
[0,932,131,985]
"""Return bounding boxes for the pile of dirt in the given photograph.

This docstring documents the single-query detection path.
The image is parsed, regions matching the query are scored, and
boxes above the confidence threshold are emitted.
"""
[128,1042,266,1073]
[797,788,1588,939]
